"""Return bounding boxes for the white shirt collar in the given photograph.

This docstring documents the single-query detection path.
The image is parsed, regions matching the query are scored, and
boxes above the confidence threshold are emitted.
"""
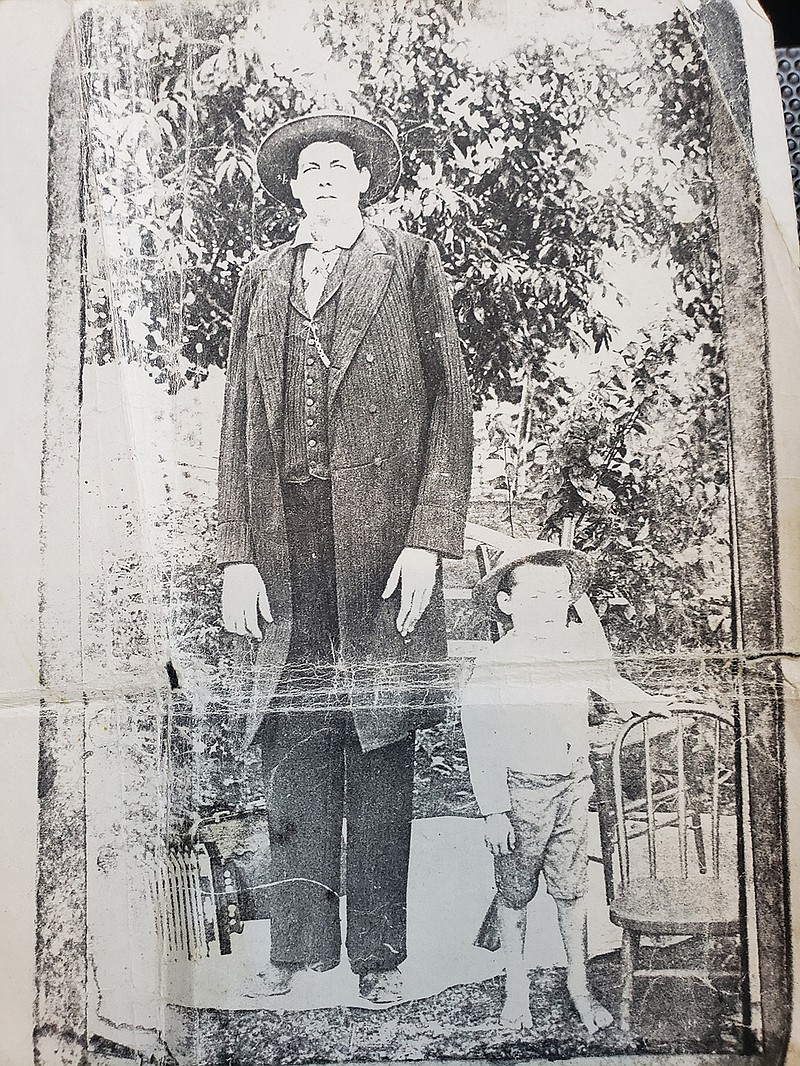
[292,210,364,252]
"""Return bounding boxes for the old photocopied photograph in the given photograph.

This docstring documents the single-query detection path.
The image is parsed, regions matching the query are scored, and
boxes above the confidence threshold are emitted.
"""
[31,0,797,1063]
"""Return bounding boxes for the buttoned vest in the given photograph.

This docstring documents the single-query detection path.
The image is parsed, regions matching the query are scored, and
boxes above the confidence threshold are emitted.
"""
[282,247,350,483]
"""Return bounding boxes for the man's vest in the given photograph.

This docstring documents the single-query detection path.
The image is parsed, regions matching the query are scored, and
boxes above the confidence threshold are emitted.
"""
[282,247,351,483]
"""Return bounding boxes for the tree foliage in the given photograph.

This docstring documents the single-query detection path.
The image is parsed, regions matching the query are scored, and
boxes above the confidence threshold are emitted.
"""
[82,0,731,654]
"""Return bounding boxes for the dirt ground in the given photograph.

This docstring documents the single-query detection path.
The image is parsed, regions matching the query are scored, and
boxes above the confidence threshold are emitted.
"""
[92,938,744,1065]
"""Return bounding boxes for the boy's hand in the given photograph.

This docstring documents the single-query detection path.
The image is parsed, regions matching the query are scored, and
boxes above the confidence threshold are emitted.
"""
[622,693,673,719]
[615,691,674,720]
[483,813,516,856]
[648,694,674,718]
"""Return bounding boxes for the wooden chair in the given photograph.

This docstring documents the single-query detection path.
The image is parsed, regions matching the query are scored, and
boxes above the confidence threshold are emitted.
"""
[474,541,504,642]
[608,704,740,1030]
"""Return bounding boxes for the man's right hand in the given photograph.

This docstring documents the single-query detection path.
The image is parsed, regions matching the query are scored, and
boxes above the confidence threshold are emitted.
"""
[483,812,516,856]
[221,563,273,639]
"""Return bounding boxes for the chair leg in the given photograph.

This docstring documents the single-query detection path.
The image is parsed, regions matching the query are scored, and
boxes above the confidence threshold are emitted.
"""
[620,928,639,1032]
[690,811,707,874]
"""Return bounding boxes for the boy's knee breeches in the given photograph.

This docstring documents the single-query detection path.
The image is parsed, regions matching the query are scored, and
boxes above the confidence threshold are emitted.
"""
[494,769,593,908]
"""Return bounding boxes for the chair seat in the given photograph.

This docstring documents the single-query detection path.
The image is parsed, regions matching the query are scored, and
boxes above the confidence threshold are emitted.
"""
[609,876,740,935]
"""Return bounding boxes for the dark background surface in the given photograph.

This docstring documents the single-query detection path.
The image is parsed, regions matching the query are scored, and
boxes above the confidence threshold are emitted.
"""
[760,0,800,47]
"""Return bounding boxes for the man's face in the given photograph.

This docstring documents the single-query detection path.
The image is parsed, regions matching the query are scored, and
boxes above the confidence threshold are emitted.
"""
[496,563,571,634]
[289,141,371,220]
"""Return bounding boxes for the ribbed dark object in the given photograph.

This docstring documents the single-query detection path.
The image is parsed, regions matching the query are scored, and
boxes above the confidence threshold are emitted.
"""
[776,47,800,226]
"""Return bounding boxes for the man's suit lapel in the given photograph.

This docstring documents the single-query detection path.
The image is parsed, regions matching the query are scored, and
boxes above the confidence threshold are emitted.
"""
[248,225,395,436]
[328,224,395,406]
[250,243,294,450]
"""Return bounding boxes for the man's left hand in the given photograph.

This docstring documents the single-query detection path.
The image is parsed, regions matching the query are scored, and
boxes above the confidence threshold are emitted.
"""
[382,546,439,637]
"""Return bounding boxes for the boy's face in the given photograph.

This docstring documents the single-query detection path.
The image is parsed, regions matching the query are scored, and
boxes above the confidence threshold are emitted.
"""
[496,563,571,634]
[290,141,371,222]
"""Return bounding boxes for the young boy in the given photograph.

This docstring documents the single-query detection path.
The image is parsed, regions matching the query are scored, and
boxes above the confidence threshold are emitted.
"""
[461,540,669,1032]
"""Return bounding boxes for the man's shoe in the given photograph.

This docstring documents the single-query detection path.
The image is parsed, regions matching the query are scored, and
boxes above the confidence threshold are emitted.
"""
[358,968,404,1004]
[243,962,302,998]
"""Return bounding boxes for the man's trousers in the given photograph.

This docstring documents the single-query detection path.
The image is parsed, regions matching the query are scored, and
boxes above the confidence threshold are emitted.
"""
[259,479,414,975]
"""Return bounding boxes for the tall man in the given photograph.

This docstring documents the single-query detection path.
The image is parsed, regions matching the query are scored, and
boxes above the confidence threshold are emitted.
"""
[217,113,473,1003]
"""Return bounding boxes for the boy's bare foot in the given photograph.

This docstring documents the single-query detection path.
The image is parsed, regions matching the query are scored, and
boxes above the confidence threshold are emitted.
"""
[243,962,302,998]
[499,1004,533,1030]
[500,991,533,1030]
[568,987,613,1034]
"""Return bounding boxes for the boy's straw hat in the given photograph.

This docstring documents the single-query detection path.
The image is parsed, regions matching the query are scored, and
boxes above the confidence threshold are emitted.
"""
[472,538,593,615]
[256,112,402,206]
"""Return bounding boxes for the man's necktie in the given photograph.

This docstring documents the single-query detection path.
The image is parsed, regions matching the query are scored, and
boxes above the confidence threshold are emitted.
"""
[303,242,341,319]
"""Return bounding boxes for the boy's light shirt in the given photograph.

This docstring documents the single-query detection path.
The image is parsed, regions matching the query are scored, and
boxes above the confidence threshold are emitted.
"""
[460,622,647,816]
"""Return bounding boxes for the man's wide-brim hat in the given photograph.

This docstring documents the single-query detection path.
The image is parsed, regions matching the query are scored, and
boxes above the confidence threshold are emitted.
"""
[472,538,594,616]
[256,112,402,207]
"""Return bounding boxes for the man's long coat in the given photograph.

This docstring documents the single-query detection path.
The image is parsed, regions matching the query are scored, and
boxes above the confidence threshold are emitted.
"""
[217,222,473,751]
